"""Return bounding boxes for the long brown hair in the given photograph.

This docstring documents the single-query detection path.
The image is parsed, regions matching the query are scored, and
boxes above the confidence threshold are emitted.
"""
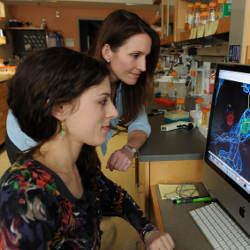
[88,9,160,123]
[7,47,109,177]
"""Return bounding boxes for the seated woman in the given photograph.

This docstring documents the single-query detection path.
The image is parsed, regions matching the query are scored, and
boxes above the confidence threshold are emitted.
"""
[0,47,174,250]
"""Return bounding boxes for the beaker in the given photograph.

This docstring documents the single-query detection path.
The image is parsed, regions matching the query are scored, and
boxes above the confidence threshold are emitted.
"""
[175,79,187,100]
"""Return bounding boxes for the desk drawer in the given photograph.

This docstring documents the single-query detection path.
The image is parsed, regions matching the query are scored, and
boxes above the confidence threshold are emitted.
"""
[149,160,203,185]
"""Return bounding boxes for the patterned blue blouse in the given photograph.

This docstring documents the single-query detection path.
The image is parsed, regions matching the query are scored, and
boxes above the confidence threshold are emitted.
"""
[0,159,156,249]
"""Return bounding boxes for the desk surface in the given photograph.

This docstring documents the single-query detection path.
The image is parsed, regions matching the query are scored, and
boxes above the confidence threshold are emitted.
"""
[151,184,213,250]
[139,116,206,162]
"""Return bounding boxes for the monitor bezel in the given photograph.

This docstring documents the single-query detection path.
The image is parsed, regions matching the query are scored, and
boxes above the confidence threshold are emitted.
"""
[204,63,250,202]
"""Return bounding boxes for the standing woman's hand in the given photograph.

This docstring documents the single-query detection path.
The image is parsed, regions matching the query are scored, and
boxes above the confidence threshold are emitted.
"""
[106,145,135,171]
[144,230,175,250]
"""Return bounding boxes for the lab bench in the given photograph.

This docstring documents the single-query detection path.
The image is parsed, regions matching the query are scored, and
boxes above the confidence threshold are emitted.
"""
[138,115,206,216]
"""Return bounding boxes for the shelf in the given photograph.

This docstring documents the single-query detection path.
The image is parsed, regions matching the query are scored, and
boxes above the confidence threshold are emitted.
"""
[161,16,231,45]
[154,0,231,47]
[7,26,44,30]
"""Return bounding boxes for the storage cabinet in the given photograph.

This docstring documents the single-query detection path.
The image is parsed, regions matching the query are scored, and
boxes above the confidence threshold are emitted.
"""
[97,130,204,216]
[0,82,8,145]
[154,0,231,45]
[139,159,203,220]
[151,0,174,43]
[147,159,203,186]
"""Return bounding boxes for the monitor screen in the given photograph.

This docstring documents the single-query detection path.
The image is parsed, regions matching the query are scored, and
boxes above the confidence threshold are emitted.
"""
[203,63,250,235]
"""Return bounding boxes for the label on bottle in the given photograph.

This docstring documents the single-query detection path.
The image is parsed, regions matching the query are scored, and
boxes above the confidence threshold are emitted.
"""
[194,13,200,26]
[188,14,193,25]
[210,10,216,22]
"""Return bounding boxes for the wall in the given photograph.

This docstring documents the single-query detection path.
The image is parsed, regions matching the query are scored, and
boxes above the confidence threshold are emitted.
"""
[6,4,156,51]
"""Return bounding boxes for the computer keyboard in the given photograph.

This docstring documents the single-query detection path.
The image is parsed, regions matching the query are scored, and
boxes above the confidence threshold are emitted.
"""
[189,202,250,249]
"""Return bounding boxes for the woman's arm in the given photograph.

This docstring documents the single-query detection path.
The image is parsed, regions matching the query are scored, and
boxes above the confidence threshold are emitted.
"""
[127,129,147,151]
[95,170,174,249]
[107,107,150,171]
[95,170,154,235]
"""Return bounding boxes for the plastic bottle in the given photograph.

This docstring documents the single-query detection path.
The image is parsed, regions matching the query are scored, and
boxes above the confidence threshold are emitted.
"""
[200,10,209,25]
[190,70,196,95]
[195,97,203,112]
[167,83,176,99]
[200,3,209,25]
[190,97,203,127]
[209,70,215,94]
[201,93,212,127]
[209,1,217,22]
[0,2,6,19]
[202,107,211,127]
[171,71,178,81]
[194,1,201,27]
[170,71,178,99]
[176,98,185,112]
[186,3,195,30]
[175,78,188,114]
[40,18,47,29]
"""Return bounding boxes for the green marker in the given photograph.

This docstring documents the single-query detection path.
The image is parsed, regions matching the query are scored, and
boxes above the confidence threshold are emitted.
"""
[173,196,214,204]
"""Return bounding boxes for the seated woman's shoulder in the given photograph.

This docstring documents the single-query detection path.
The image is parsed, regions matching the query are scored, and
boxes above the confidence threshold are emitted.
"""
[0,159,58,195]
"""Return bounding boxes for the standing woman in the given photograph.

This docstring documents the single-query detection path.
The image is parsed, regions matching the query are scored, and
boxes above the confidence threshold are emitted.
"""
[0,47,174,250]
[88,9,160,171]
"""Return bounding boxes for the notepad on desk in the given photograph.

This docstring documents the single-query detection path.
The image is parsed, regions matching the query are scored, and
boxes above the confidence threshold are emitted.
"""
[158,184,199,200]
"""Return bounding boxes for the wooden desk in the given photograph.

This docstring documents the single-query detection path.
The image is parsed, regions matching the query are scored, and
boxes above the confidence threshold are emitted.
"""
[139,115,206,216]
[151,184,213,250]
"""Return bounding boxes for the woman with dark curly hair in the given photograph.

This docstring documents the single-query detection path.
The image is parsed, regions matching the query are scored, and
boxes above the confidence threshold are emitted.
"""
[0,47,174,249]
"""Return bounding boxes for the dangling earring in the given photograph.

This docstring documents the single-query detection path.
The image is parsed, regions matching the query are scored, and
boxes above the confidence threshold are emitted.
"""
[61,121,66,136]
[106,58,110,63]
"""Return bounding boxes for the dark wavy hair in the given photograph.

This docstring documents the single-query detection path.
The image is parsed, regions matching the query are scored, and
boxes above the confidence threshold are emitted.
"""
[7,47,110,177]
[88,9,160,123]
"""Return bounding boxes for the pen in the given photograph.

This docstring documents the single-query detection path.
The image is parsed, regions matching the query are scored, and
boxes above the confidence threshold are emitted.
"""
[173,196,214,204]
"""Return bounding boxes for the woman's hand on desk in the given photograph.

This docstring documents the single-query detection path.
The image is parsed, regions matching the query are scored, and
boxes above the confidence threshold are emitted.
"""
[144,230,175,250]
[106,146,134,171]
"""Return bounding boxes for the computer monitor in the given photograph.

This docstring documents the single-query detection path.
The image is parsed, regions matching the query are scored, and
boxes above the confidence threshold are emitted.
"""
[203,63,250,235]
